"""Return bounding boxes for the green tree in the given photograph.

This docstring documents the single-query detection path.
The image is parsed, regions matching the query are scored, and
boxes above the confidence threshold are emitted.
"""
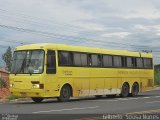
[2,46,12,71]
[154,70,160,85]
[0,78,7,89]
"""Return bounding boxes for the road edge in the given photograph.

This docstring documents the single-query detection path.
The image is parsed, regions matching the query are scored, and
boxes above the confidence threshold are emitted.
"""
[0,86,160,103]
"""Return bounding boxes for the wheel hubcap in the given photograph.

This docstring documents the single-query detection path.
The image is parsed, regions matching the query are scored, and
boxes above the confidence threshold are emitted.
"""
[62,88,68,98]
[122,84,128,96]
[132,84,138,95]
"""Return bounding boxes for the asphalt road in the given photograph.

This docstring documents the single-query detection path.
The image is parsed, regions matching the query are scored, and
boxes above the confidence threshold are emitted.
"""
[0,89,160,120]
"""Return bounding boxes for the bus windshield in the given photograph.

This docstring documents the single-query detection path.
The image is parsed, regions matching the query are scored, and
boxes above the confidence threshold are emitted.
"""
[11,50,44,74]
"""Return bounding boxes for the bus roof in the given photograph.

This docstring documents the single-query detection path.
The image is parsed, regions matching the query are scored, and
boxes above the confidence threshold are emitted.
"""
[15,43,152,58]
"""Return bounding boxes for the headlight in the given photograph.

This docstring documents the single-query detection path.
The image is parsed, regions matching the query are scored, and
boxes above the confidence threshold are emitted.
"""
[32,84,40,89]
[10,83,14,88]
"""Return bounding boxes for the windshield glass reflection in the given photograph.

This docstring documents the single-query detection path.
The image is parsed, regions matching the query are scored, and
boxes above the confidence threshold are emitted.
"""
[11,50,44,74]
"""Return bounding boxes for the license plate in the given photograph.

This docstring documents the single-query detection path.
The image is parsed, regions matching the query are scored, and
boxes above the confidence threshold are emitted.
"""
[21,93,27,97]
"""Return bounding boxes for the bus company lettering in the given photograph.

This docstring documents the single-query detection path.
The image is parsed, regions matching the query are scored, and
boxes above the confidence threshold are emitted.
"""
[118,71,129,74]
[62,70,73,75]
[118,71,148,75]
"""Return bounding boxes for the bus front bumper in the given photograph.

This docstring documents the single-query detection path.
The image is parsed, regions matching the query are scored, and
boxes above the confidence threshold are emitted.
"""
[10,88,45,98]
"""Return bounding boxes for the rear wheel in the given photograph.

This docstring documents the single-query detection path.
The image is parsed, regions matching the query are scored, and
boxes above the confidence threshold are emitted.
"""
[120,83,129,97]
[130,82,139,97]
[57,85,71,102]
[95,95,103,98]
[32,97,43,103]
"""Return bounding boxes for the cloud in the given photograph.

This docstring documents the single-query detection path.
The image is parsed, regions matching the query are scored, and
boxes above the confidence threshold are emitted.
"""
[0,0,94,22]
[102,32,131,38]
[134,24,160,31]
[74,22,106,31]
[101,0,160,20]
[0,0,160,65]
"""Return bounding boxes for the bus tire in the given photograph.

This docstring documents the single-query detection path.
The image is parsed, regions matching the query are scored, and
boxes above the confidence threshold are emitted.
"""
[32,97,44,103]
[120,83,129,97]
[95,95,103,98]
[107,94,116,98]
[57,85,71,102]
[130,82,139,97]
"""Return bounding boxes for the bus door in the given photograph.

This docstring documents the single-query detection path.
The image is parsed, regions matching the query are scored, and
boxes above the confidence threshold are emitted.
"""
[45,50,58,97]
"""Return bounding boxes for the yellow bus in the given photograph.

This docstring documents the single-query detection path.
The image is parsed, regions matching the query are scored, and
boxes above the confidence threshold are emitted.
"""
[10,43,154,102]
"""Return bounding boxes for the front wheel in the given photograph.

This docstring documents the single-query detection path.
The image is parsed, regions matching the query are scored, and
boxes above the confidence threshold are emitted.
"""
[95,95,103,98]
[120,83,129,97]
[32,97,44,103]
[57,85,71,102]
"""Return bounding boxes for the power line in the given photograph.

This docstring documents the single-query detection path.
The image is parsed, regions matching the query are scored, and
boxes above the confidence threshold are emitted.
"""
[0,38,31,44]
[0,24,159,50]
[0,8,84,33]
[1,8,160,49]
[0,9,159,64]
[0,14,157,49]
[0,8,160,50]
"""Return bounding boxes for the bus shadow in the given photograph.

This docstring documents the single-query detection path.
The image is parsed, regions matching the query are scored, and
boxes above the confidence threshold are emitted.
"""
[13,94,156,105]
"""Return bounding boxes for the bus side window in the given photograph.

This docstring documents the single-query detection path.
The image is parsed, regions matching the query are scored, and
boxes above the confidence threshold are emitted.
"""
[127,57,132,68]
[81,53,88,66]
[88,54,92,66]
[113,56,122,67]
[136,58,143,68]
[58,51,73,66]
[103,55,113,67]
[73,52,81,66]
[98,55,102,67]
[132,57,137,68]
[91,54,99,67]
[47,50,56,74]
[144,58,153,69]
[122,56,127,67]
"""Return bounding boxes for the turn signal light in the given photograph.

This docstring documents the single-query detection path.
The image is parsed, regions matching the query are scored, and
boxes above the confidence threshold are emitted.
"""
[10,83,14,88]
[32,84,44,89]
[32,84,40,89]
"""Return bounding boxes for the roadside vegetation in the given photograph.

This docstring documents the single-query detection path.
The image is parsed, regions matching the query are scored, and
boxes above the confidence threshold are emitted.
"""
[154,70,160,85]
[0,77,7,89]
[7,95,19,100]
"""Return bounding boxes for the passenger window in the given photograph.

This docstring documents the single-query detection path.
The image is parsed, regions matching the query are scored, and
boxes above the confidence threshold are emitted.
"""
[88,54,92,66]
[98,55,102,67]
[47,50,56,74]
[122,56,127,67]
[91,54,99,66]
[81,53,87,66]
[132,57,137,67]
[58,51,72,66]
[103,55,112,67]
[136,58,143,68]
[144,58,152,68]
[113,56,122,67]
[127,57,132,67]
[73,53,81,66]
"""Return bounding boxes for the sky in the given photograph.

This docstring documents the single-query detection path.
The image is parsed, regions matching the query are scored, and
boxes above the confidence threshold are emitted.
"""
[0,0,160,66]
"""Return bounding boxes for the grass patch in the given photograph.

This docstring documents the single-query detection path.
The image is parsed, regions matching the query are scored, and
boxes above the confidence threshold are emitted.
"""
[7,95,19,100]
